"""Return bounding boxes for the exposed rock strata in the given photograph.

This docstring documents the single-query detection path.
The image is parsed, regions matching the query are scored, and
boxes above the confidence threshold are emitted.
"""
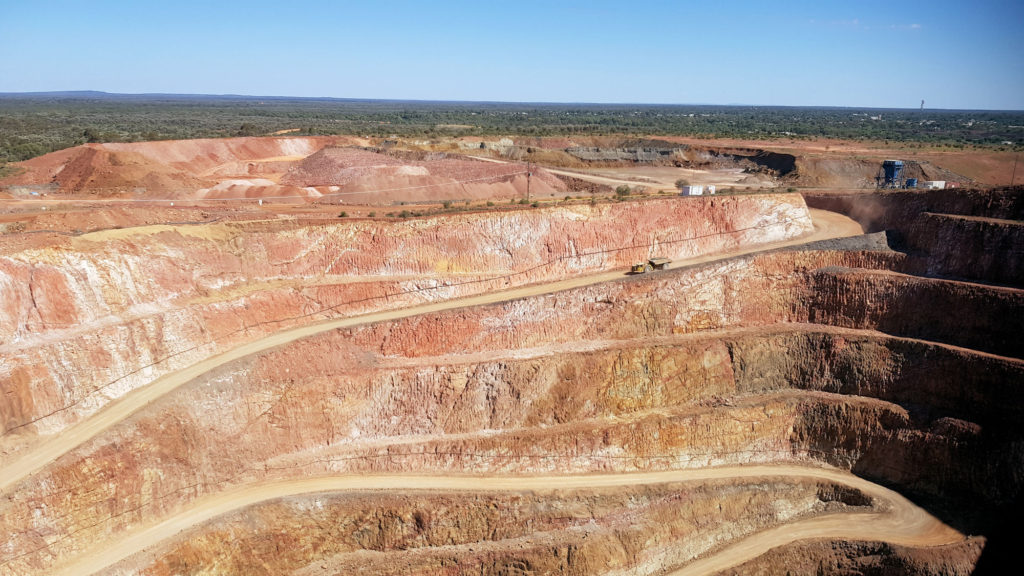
[0,196,811,450]
[717,538,984,576]
[1,188,1020,574]
[105,480,868,576]
[2,241,1019,574]
[805,187,1024,285]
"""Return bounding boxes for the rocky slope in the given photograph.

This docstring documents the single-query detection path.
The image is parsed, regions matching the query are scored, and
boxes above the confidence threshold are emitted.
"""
[0,195,811,459]
[806,186,1024,285]
[2,137,341,198]
[280,147,566,203]
[2,238,1020,574]
[107,479,872,576]
[719,538,984,576]
[1,187,1020,575]
[0,137,567,203]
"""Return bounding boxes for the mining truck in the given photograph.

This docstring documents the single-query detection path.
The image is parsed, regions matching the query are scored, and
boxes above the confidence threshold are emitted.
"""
[631,257,671,274]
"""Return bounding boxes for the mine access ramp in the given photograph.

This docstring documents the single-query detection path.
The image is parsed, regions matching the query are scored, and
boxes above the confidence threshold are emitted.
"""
[631,257,671,274]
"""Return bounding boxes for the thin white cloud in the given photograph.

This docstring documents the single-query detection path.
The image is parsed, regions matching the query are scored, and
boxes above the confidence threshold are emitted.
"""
[809,17,922,31]
[806,17,867,29]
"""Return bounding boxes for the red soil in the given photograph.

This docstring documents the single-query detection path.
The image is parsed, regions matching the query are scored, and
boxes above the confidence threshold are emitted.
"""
[1,137,566,204]
[281,147,565,203]
[4,137,346,198]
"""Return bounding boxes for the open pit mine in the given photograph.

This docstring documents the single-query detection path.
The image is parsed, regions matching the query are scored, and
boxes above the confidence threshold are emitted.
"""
[0,137,1022,576]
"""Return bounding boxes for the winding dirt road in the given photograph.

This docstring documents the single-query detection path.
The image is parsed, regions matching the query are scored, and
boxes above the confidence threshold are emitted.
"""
[469,155,674,190]
[0,208,883,576]
[46,464,961,576]
[0,209,860,496]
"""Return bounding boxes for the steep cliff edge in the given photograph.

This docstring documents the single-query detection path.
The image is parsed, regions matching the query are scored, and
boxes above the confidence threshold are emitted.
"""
[805,187,1024,286]
[2,186,1020,575]
[1,195,811,456]
[2,243,1019,575]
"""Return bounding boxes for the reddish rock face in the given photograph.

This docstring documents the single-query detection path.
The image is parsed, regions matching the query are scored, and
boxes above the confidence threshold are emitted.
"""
[1,195,810,446]
[1,137,568,202]
[2,241,1020,574]
[128,480,874,576]
[0,187,1019,575]
[805,187,1024,285]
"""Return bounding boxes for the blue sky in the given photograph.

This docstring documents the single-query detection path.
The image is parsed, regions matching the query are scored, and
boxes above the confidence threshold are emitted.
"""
[1,0,1021,109]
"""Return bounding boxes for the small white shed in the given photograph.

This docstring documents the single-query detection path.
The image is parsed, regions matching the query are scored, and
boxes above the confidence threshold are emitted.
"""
[681,185,716,196]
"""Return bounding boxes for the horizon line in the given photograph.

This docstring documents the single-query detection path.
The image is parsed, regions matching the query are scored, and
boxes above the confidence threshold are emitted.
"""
[1,90,1021,113]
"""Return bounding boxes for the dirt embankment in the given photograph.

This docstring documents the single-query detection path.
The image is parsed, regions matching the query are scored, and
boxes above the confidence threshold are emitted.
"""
[1,184,1019,574]
[0,136,569,202]
[681,147,796,177]
[556,143,797,179]
[790,157,976,190]
[280,146,566,203]
[475,135,969,190]
[2,137,344,198]
[790,157,882,188]
[528,137,981,191]
[805,187,1024,285]
[718,538,984,576]
[3,242,1019,574]
[803,267,1022,357]
[108,479,865,576]
[805,188,1024,233]
[911,212,1024,285]
[0,195,812,450]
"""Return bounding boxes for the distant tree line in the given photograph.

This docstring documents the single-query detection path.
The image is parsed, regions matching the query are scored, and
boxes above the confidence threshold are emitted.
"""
[1,94,1022,164]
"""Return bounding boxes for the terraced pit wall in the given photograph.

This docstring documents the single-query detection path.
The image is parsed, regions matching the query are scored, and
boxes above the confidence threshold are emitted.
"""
[4,244,1021,575]
[0,195,811,457]
[120,479,875,576]
[805,187,1024,285]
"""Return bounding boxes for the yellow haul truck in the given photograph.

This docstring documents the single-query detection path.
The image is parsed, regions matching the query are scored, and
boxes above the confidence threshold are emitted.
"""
[631,257,671,274]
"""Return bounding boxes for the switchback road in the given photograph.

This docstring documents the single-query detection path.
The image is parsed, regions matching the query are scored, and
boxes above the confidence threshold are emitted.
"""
[0,209,861,495]
[46,464,961,576]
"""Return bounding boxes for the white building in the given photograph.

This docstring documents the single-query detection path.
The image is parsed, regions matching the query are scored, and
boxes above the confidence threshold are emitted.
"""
[680,185,716,196]
[923,181,946,190]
